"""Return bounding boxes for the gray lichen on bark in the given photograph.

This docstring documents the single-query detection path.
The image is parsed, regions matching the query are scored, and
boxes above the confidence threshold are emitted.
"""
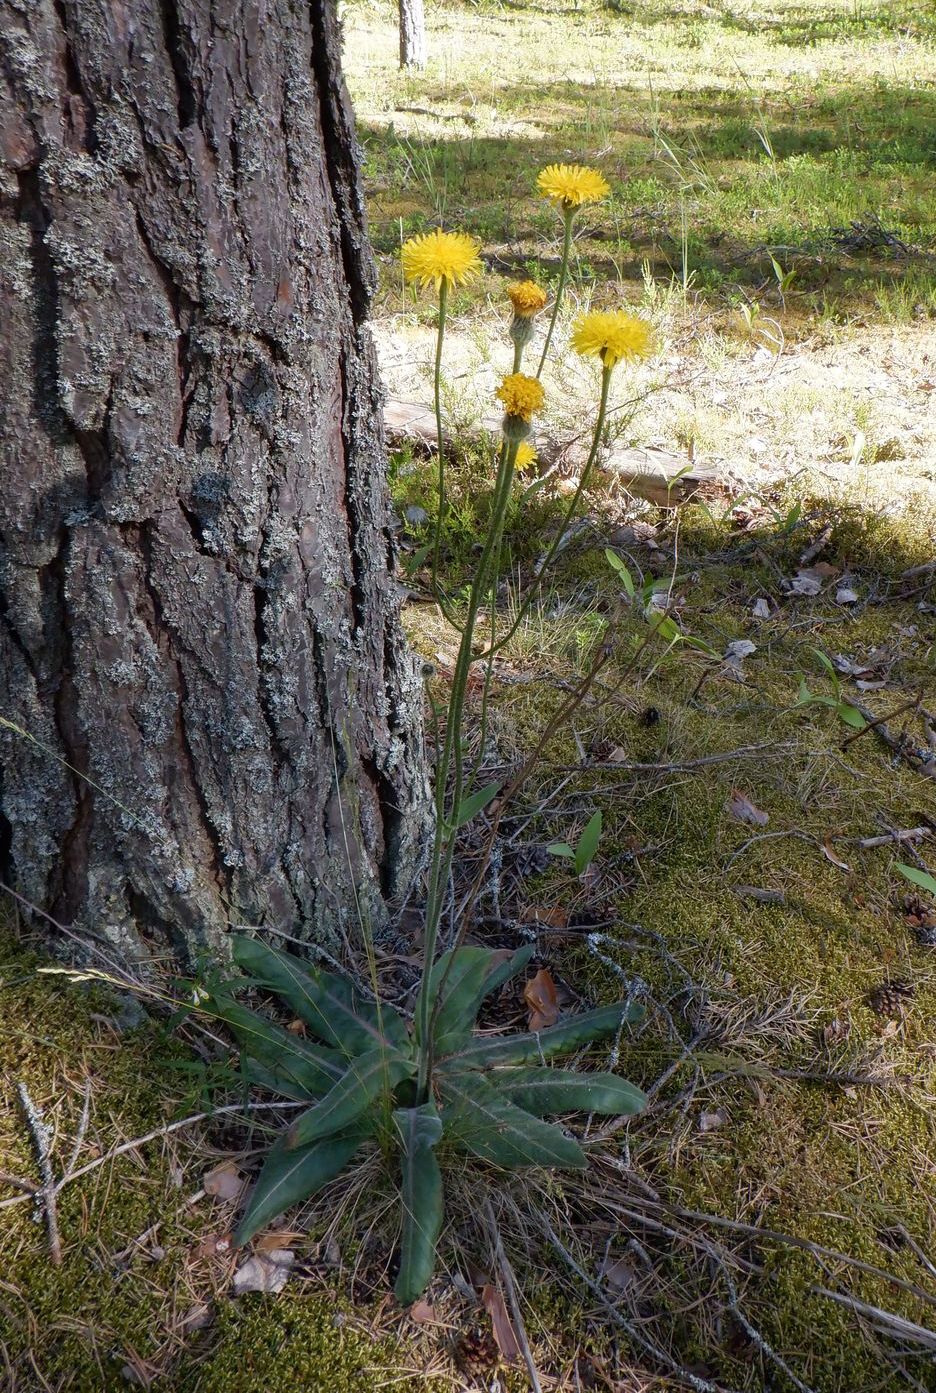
[0,0,428,967]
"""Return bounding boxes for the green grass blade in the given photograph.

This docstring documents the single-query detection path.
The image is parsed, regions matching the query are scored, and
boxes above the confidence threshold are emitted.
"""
[232,936,409,1054]
[897,864,936,896]
[438,1001,644,1070]
[440,1074,586,1169]
[286,1048,414,1151]
[235,1129,368,1245]
[393,1104,444,1305]
[489,1067,647,1118]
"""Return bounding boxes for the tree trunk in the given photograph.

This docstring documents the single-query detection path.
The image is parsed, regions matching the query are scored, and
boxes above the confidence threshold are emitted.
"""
[0,0,428,968]
[398,0,427,70]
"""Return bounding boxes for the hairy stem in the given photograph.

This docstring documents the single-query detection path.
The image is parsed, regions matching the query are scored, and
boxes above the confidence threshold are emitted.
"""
[536,207,574,378]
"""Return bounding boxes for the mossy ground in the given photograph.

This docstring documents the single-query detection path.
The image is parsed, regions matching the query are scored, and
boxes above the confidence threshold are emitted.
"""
[2,499,933,1390]
[395,449,936,1389]
[0,931,435,1392]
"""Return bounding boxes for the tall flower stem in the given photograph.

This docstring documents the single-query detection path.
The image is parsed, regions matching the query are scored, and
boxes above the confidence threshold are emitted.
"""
[536,207,574,378]
[483,363,613,660]
[417,437,519,1097]
[429,279,460,627]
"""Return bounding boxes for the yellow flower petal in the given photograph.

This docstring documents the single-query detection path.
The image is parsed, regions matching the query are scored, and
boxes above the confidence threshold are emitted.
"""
[507,280,548,317]
[537,163,610,209]
[495,373,546,422]
[514,441,538,471]
[570,310,654,368]
[401,230,482,290]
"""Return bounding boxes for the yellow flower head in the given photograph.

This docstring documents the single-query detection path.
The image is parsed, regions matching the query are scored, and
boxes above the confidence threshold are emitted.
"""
[570,309,654,369]
[507,280,548,317]
[496,372,545,422]
[515,441,538,471]
[537,163,610,209]
[401,229,482,290]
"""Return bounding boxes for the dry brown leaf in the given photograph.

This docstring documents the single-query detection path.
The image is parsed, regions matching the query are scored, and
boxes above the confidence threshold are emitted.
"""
[203,1161,243,1201]
[255,1229,304,1253]
[232,1250,295,1296]
[523,967,559,1031]
[409,1299,438,1324]
[519,904,567,929]
[726,790,769,826]
[481,1283,521,1364]
[286,1018,307,1036]
[821,841,851,871]
[190,1232,232,1262]
[179,1302,214,1333]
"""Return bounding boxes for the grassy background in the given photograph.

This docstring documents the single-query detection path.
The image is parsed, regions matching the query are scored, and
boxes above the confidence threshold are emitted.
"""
[345,0,936,320]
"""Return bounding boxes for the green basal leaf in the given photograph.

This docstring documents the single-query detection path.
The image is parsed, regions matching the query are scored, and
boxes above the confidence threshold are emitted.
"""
[208,996,346,1097]
[836,702,866,730]
[812,648,839,682]
[574,811,602,876]
[452,780,502,829]
[478,944,536,1004]
[546,841,575,859]
[286,1048,415,1151]
[604,548,635,597]
[489,1067,646,1118]
[235,1128,368,1246]
[240,1055,325,1103]
[650,614,680,643]
[440,1074,585,1169]
[393,1103,444,1305]
[232,936,409,1055]
[439,1000,644,1070]
[896,864,936,896]
[420,944,535,1054]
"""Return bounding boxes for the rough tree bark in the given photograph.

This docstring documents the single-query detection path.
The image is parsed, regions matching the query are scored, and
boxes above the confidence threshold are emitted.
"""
[398,0,427,70]
[0,0,428,968]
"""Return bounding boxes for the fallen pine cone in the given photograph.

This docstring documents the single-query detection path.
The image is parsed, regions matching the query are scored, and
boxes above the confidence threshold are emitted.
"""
[867,980,914,1018]
[903,892,936,926]
[453,1325,500,1380]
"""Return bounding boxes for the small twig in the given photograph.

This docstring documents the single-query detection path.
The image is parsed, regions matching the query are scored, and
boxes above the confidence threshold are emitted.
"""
[484,1201,542,1393]
[721,1264,817,1393]
[841,693,920,749]
[17,1082,62,1265]
[539,1213,738,1393]
[0,1169,38,1194]
[852,827,932,850]
[811,1286,936,1350]
[0,1100,303,1213]
[798,525,833,567]
[61,1078,92,1183]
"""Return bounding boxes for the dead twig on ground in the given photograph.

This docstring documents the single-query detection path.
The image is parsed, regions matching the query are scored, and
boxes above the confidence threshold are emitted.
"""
[16,1082,62,1265]
[841,693,921,749]
[0,1100,303,1215]
[484,1200,542,1393]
